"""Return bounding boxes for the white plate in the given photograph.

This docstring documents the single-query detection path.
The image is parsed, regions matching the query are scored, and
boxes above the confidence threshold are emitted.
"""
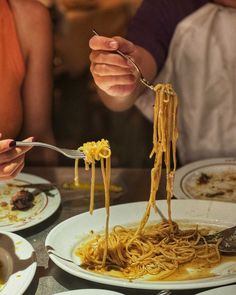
[195,284,236,295]
[0,173,61,231]
[54,289,124,295]
[174,158,236,202]
[0,231,37,295]
[46,199,236,290]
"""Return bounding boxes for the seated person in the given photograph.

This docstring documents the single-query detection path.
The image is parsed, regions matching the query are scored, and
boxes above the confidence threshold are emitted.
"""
[89,0,236,165]
[0,0,57,179]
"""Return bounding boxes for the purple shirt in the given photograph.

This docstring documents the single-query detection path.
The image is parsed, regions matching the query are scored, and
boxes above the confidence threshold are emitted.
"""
[126,0,208,71]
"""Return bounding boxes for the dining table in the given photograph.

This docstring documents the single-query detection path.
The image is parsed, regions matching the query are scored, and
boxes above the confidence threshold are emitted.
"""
[16,166,225,295]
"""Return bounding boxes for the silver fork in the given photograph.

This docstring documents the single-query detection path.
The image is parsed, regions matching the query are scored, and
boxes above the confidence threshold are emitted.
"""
[15,141,85,160]
[92,29,155,91]
[156,290,172,295]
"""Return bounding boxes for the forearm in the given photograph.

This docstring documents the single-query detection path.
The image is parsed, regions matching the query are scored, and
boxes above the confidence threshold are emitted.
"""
[97,84,142,112]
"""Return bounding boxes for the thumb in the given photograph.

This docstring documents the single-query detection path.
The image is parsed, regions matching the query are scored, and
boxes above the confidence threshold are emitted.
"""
[23,136,35,143]
[15,136,35,154]
[113,36,135,55]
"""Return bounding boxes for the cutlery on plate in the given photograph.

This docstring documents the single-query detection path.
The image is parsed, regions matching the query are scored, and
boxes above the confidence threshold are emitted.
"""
[15,141,85,160]
[205,225,236,254]
[156,290,172,295]
[46,246,75,264]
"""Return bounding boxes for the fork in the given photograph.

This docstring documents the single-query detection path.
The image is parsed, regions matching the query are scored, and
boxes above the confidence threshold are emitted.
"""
[92,29,156,91]
[156,290,172,295]
[15,141,85,160]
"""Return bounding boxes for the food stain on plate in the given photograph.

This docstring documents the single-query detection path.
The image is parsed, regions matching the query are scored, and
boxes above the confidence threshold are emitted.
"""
[183,167,236,201]
[0,180,49,225]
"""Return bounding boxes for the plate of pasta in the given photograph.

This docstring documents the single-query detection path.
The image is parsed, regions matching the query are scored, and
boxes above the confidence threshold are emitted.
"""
[173,158,236,202]
[46,86,235,290]
[0,173,61,231]
[46,199,236,290]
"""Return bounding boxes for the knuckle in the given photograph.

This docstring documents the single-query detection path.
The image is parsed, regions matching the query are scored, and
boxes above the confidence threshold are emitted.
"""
[96,64,108,74]
[90,64,95,75]
[128,74,136,83]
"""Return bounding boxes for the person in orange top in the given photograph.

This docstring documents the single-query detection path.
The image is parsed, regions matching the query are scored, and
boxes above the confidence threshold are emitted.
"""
[0,0,57,180]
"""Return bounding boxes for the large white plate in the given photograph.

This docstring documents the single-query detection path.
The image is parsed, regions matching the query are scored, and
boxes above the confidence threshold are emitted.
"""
[0,173,61,231]
[0,231,37,295]
[46,200,236,290]
[195,284,236,295]
[174,158,236,202]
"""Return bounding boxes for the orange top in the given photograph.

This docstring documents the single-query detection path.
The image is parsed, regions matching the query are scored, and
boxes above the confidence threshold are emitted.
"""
[0,0,25,139]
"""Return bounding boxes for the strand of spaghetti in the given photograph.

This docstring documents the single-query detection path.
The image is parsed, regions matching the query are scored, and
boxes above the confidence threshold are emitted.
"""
[134,84,178,236]
[165,92,173,224]
[171,98,178,174]
[100,157,110,266]
[74,159,80,187]
[89,161,95,214]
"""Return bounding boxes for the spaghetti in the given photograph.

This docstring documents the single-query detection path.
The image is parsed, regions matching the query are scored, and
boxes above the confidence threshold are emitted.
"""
[76,139,111,265]
[77,84,221,280]
[134,83,178,236]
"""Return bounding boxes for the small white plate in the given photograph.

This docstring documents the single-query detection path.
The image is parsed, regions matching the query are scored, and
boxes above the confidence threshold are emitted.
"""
[46,199,236,290]
[54,289,124,295]
[0,172,61,231]
[195,284,236,295]
[0,231,37,295]
[174,158,236,202]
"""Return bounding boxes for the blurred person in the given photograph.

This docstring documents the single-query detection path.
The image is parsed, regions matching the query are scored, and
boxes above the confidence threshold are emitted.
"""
[0,0,57,179]
[89,0,236,165]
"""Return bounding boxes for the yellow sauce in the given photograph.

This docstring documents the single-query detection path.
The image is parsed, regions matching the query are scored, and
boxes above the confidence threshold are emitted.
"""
[0,264,5,287]
[157,255,236,281]
[77,253,236,282]
[62,181,122,193]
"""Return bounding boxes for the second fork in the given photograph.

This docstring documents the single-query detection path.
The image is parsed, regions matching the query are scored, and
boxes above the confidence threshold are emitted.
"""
[15,141,85,160]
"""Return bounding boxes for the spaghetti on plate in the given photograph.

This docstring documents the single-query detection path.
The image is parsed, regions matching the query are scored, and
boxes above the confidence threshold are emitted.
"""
[75,84,222,280]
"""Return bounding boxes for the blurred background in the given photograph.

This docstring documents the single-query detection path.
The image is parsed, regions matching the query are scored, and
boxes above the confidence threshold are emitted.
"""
[38,0,154,168]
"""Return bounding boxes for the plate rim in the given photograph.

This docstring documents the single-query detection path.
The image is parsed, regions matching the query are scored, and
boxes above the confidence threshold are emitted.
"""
[0,231,37,295]
[0,172,61,232]
[53,289,125,295]
[46,199,236,290]
[174,157,236,200]
[195,283,236,295]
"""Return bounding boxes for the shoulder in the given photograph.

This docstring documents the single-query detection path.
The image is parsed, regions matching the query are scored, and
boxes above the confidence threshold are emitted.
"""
[135,0,206,14]
[10,0,52,58]
[10,0,51,25]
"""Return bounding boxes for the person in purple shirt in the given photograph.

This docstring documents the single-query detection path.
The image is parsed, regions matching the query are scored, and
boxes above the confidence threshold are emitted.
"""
[89,0,201,109]
[89,0,236,164]
[89,0,235,110]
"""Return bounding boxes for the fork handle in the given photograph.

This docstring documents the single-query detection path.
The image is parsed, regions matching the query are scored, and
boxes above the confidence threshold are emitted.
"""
[15,141,62,154]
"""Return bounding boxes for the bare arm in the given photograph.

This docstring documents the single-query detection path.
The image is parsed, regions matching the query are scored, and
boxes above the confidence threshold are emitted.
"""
[89,35,157,112]
[14,0,57,165]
